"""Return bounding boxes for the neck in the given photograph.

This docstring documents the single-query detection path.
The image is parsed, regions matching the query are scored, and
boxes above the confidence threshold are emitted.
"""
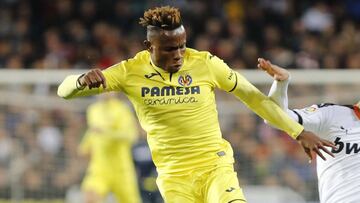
[149,54,160,68]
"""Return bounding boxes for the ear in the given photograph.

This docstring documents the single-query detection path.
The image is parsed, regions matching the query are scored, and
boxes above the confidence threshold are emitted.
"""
[143,40,152,51]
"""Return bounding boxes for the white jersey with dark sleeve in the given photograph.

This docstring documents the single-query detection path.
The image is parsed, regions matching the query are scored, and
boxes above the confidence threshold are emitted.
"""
[268,78,360,203]
[292,104,360,203]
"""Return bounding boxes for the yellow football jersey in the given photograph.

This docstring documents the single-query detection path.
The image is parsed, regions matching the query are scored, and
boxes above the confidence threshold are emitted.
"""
[59,48,303,174]
[79,98,138,173]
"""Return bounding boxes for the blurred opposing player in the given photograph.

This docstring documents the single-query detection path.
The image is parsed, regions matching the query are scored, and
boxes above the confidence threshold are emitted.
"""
[259,58,360,203]
[58,6,335,203]
[78,93,141,203]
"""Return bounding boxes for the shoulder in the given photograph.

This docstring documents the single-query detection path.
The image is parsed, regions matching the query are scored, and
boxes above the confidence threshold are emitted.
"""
[297,103,330,113]
[296,103,350,116]
[185,48,214,62]
[104,50,148,74]
[316,103,353,112]
[123,50,149,68]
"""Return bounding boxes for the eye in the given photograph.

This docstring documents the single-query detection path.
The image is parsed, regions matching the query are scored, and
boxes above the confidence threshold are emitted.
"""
[164,47,177,51]
[164,44,185,52]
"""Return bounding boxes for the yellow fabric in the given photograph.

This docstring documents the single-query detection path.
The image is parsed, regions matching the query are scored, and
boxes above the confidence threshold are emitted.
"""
[79,98,140,202]
[81,170,141,203]
[59,48,303,174]
[156,164,246,203]
[79,98,138,173]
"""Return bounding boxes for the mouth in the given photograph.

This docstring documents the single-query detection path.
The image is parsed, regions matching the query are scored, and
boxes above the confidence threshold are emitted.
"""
[173,64,182,69]
[169,64,182,72]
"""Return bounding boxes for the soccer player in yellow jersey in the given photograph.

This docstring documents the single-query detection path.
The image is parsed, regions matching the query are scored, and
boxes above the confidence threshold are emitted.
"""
[58,6,335,203]
[78,93,141,203]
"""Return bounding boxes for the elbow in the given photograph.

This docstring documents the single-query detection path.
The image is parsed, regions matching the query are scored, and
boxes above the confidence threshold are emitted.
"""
[57,74,82,99]
[57,85,71,100]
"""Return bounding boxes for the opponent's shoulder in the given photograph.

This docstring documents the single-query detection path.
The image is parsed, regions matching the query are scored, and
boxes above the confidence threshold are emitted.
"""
[316,103,353,111]
[296,103,349,115]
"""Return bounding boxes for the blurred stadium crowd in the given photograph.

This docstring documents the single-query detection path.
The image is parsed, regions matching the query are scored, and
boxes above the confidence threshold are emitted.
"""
[0,0,360,202]
[1,0,360,70]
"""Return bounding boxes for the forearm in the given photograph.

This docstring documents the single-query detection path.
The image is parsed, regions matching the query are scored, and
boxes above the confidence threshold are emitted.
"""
[232,73,303,139]
[268,78,290,109]
[57,74,104,99]
[268,77,299,122]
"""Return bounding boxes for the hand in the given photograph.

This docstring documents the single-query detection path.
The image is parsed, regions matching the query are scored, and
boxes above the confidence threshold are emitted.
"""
[257,58,290,81]
[296,130,336,162]
[78,69,107,89]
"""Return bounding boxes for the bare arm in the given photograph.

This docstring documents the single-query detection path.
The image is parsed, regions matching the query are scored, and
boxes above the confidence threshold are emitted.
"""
[258,58,298,121]
[258,58,336,162]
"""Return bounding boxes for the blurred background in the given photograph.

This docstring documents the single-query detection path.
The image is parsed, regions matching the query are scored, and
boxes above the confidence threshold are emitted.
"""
[0,0,359,202]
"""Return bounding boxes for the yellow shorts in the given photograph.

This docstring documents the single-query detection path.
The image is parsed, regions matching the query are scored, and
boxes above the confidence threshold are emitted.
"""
[82,171,141,203]
[156,164,246,203]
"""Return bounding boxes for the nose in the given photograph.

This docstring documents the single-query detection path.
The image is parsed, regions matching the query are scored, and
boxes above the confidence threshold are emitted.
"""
[174,48,183,61]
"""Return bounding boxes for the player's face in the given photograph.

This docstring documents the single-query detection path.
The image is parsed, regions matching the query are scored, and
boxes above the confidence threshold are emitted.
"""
[147,26,186,73]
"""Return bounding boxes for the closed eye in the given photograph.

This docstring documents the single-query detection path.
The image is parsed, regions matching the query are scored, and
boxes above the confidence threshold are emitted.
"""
[164,44,186,52]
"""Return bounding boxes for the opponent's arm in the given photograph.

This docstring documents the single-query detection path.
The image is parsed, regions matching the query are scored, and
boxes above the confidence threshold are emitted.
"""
[258,58,336,161]
[259,58,326,132]
[258,58,299,121]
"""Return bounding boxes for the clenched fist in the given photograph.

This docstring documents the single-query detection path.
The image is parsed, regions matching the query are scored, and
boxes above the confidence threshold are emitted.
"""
[78,69,107,89]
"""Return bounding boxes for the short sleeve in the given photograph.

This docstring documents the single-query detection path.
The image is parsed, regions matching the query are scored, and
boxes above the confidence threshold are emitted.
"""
[294,105,329,135]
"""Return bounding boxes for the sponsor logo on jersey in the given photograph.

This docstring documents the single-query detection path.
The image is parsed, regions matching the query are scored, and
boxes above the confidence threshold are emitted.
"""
[331,137,360,154]
[305,106,317,113]
[340,126,349,134]
[178,74,192,86]
[141,86,200,97]
[141,86,200,106]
